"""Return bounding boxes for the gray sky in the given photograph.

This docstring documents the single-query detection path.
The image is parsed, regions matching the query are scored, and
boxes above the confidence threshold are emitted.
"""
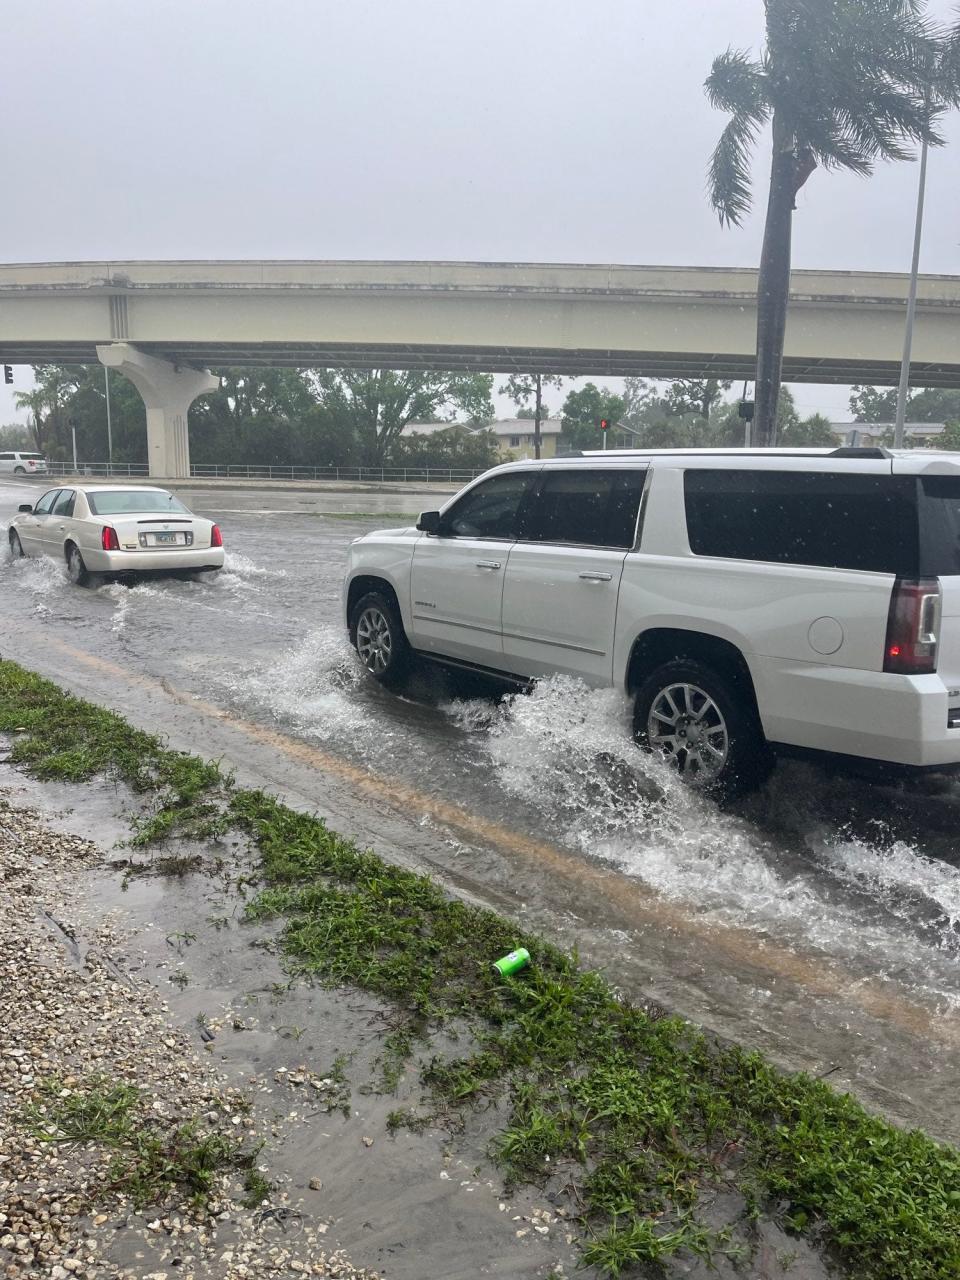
[2,0,958,427]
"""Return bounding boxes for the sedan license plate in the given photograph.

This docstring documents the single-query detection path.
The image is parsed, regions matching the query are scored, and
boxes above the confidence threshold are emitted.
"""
[148,532,185,546]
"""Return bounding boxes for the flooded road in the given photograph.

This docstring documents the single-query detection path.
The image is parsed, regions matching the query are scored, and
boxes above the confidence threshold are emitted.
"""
[2,476,960,1145]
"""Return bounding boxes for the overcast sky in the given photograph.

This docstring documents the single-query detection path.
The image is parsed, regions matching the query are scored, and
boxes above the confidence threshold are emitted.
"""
[2,0,958,426]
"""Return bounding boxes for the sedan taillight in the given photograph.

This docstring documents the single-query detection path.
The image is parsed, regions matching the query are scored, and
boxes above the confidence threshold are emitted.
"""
[884,578,941,674]
[210,524,223,548]
[101,526,121,551]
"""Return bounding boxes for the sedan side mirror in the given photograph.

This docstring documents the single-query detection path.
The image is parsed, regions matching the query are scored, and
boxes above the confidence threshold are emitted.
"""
[417,510,442,534]
[18,504,33,513]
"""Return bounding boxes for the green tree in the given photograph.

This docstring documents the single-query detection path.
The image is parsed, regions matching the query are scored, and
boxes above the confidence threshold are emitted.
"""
[499,373,562,460]
[780,410,837,446]
[390,426,499,471]
[312,370,494,465]
[560,383,626,451]
[661,378,732,421]
[850,384,960,423]
[0,423,32,449]
[706,2,958,447]
[14,365,84,457]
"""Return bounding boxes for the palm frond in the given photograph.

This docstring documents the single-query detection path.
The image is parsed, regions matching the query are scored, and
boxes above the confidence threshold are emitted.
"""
[708,112,766,226]
[705,50,769,227]
[705,47,766,115]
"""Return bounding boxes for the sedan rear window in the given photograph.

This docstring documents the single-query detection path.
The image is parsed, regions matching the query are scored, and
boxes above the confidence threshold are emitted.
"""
[87,490,190,516]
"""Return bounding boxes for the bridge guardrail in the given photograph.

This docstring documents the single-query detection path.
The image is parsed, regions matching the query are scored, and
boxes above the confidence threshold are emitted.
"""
[43,462,483,484]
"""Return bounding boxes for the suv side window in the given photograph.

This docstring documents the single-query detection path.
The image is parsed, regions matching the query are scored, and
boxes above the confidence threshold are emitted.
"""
[34,489,62,515]
[0,453,13,461]
[524,468,646,548]
[443,471,535,539]
[53,489,75,517]
[684,469,918,575]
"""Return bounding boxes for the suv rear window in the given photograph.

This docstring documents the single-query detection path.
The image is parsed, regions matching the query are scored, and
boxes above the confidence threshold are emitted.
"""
[917,476,960,576]
[684,470,919,575]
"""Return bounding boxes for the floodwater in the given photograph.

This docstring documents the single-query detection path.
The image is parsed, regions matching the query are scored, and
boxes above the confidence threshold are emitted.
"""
[2,476,959,1145]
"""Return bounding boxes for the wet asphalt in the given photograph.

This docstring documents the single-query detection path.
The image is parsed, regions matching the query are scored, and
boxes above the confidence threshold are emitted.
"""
[2,475,960,1145]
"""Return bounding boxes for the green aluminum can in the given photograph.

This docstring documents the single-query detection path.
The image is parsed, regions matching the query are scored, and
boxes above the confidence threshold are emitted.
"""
[493,947,530,978]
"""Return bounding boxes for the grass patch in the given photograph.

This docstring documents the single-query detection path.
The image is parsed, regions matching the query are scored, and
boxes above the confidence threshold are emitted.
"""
[0,658,227,849]
[4,659,960,1278]
[26,1077,258,1211]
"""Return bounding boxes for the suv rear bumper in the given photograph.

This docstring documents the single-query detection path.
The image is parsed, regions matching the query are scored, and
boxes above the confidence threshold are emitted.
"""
[755,659,960,769]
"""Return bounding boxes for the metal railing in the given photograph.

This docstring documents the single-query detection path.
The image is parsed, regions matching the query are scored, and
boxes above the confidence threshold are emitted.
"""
[46,461,150,478]
[44,461,481,484]
[189,463,482,483]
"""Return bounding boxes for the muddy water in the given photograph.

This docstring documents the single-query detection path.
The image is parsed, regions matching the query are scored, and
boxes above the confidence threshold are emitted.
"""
[2,477,960,1144]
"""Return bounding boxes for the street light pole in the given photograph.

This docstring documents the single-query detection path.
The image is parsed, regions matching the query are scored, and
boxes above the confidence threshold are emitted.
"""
[104,365,114,474]
[894,133,929,449]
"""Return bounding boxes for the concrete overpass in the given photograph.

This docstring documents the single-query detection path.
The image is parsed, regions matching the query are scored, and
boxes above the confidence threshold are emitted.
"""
[1,259,958,476]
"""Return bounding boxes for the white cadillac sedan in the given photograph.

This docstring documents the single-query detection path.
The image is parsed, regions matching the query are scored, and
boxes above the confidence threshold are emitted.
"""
[7,484,225,585]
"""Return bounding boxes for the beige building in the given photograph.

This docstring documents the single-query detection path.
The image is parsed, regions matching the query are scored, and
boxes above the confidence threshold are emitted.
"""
[481,417,565,460]
[831,422,947,447]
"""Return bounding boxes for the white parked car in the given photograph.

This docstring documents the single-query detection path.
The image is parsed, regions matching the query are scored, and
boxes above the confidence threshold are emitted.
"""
[0,449,48,476]
[7,484,224,585]
[344,447,960,798]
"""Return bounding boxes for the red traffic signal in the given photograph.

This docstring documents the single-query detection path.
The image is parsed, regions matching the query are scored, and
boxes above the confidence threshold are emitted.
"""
[599,418,609,431]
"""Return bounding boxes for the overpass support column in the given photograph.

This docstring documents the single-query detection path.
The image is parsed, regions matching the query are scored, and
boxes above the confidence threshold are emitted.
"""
[96,343,218,479]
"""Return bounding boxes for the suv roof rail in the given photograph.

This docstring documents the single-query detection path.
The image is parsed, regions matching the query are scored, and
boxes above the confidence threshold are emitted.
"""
[830,446,892,459]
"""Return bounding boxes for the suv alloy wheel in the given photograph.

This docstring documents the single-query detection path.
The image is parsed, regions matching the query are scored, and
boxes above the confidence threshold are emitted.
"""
[349,590,412,686]
[633,658,772,800]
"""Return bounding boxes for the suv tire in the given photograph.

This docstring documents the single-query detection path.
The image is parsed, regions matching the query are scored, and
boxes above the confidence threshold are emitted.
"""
[633,658,772,800]
[349,590,412,686]
[13,466,25,475]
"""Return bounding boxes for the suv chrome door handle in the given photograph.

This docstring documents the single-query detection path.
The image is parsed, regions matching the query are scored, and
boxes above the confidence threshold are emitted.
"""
[476,560,501,570]
[579,571,612,582]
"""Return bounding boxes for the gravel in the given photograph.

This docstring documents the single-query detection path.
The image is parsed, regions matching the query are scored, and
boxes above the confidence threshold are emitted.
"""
[0,795,379,1280]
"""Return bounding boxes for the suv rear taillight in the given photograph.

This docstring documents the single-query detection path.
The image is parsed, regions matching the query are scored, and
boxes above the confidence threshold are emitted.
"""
[884,578,941,674]
[210,524,223,548]
[101,526,120,551]
[26,460,36,469]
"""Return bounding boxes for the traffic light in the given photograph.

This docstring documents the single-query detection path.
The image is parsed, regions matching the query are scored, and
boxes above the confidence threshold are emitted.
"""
[3,365,12,385]
[599,418,610,431]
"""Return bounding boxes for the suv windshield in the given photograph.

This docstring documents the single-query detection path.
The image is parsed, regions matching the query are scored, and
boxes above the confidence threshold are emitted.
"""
[86,490,190,516]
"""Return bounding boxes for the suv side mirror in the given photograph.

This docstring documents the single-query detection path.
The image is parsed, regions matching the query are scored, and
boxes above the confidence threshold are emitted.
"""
[417,510,442,534]
[18,503,33,513]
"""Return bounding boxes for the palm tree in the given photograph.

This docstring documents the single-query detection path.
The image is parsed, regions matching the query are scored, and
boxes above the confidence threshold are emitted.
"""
[706,1,959,447]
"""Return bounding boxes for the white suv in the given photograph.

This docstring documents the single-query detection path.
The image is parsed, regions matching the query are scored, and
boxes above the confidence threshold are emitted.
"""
[0,450,48,476]
[344,449,960,797]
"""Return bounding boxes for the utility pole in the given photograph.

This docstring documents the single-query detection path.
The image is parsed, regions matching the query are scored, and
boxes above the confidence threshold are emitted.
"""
[894,127,930,448]
[533,373,543,461]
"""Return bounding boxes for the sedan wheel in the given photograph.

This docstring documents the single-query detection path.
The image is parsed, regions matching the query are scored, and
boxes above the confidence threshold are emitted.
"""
[8,530,24,558]
[66,544,92,587]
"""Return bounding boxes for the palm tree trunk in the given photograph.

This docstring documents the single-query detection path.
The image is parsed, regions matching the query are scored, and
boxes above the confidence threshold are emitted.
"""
[534,373,542,461]
[753,112,797,448]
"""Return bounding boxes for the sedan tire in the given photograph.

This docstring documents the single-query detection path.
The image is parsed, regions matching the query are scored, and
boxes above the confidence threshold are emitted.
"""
[349,590,412,686]
[633,658,772,801]
[66,543,96,588]
[8,530,24,558]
